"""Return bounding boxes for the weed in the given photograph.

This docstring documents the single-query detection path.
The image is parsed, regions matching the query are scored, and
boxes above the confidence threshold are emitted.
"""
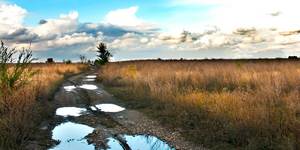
[0,47,89,150]
[99,60,300,149]
[125,64,136,79]
[235,60,244,67]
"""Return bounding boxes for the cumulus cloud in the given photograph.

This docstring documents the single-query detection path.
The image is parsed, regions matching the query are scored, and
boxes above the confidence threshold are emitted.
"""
[0,4,27,28]
[50,32,95,46]
[31,11,80,36]
[105,6,158,34]
[122,32,139,39]
[157,29,194,44]
[4,2,300,61]
[140,38,148,43]
[9,28,26,36]
[277,29,300,36]
[193,32,242,49]
[147,38,166,46]
[0,4,159,54]
[274,35,300,45]
[106,7,142,26]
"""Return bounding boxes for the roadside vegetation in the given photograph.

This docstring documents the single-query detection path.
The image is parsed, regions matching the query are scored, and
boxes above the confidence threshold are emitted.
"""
[99,59,300,149]
[0,41,89,149]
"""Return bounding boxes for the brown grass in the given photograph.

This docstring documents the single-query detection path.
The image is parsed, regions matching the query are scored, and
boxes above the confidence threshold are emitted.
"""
[99,59,300,149]
[0,63,89,150]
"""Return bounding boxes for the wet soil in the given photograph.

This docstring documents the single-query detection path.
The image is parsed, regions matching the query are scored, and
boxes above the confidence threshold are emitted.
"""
[25,67,206,150]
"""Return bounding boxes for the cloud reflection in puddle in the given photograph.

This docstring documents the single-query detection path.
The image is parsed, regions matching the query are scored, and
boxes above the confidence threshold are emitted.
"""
[50,122,94,150]
[86,75,97,78]
[56,107,87,117]
[107,135,174,150]
[83,79,95,82]
[63,85,76,92]
[79,84,98,90]
[95,103,125,112]
[89,106,97,111]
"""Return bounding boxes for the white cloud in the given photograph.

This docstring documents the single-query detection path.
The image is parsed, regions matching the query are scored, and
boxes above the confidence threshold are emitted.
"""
[52,32,95,46]
[105,6,158,34]
[265,45,286,50]
[157,29,193,44]
[0,4,27,34]
[106,7,142,26]
[147,38,166,46]
[122,32,139,39]
[0,4,27,27]
[3,2,300,61]
[274,35,300,45]
[30,11,80,36]
[140,38,148,43]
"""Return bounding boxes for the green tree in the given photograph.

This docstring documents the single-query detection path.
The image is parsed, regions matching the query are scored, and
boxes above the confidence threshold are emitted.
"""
[96,42,113,65]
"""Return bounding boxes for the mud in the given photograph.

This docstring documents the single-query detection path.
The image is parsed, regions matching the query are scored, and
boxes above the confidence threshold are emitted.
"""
[25,67,206,150]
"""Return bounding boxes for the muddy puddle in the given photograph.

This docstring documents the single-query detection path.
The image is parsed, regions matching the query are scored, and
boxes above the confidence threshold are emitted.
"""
[63,84,98,91]
[56,107,87,117]
[107,135,175,150]
[95,103,125,112]
[49,122,94,150]
[63,85,76,92]
[51,105,174,149]
[85,75,97,78]
[79,84,98,90]
[83,79,95,82]
[56,103,125,114]
[50,122,174,150]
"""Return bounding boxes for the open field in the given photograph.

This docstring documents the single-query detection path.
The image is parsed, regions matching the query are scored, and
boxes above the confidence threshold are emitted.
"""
[99,59,300,149]
[0,63,89,150]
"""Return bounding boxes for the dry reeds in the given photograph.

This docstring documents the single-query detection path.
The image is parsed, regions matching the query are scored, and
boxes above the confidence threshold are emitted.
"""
[99,60,300,149]
[0,63,89,150]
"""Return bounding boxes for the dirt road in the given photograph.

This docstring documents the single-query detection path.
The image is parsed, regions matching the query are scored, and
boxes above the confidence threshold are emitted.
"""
[25,67,205,150]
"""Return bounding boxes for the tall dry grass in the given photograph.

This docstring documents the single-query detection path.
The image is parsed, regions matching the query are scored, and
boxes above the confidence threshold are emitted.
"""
[0,63,89,150]
[99,60,300,149]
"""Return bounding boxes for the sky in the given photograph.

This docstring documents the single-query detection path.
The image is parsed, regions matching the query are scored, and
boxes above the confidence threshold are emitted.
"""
[1,0,300,62]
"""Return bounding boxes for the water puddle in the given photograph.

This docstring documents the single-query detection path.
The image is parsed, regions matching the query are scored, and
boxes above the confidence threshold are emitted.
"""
[107,135,174,150]
[79,84,98,90]
[85,75,97,78]
[83,79,95,82]
[50,123,174,150]
[49,122,94,150]
[63,84,98,92]
[96,91,102,94]
[63,85,76,92]
[89,106,97,111]
[56,107,87,117]
[95,103,125,112]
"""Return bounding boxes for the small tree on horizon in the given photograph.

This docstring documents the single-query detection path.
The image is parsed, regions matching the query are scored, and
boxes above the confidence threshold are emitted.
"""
[96,42,113,65]
[78,54,87,63]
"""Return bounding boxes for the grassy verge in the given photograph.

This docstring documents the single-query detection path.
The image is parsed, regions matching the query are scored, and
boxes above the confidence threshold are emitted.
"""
[99,60,300,150]
[0,63,90,150]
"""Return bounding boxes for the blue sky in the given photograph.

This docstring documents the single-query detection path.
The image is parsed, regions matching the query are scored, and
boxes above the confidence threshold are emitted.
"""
[1,0,300,62]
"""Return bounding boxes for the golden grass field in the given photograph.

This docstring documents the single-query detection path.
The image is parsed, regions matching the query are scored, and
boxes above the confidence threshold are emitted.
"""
[0,63,89,149]
[99,59,300,149]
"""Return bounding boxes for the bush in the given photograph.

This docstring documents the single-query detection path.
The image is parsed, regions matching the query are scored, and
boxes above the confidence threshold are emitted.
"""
[66,59,72,64]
